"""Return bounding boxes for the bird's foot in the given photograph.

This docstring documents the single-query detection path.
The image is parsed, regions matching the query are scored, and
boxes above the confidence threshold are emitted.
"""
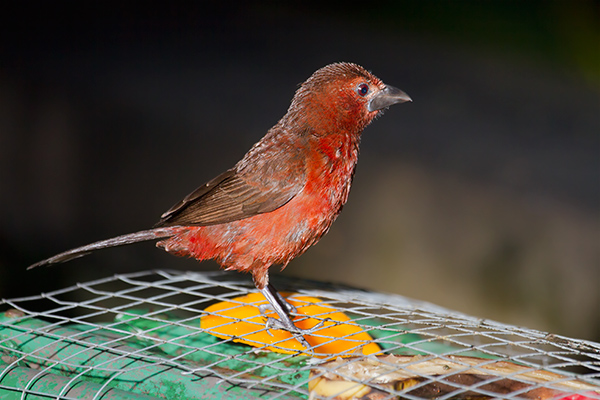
[265,315,330,335]
[259,283,336,353]
[264,315,331,353]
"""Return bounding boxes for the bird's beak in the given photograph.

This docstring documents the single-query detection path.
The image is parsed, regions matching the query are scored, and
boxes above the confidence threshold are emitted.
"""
[368,85,412,112]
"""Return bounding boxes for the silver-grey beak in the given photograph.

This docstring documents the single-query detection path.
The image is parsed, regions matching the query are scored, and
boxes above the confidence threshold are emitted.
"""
[368,85,412,112]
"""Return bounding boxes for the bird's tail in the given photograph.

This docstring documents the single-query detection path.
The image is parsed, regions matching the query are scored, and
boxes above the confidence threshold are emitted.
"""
[27,227,180,269]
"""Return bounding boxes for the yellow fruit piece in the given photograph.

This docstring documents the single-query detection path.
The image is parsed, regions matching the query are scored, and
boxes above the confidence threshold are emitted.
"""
[201,292,381,357]
[308,377,371,399]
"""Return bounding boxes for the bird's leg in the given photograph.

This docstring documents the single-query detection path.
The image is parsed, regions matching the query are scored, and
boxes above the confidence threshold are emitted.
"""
[254,272,296,315]
[267,282,297,314]
[259,282,332,353]
[252,271,328,351]
[259,284,298,328]
[259,285,312,350]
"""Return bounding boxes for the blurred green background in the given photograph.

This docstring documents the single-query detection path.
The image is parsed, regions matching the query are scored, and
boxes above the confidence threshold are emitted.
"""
[1,1,598,340]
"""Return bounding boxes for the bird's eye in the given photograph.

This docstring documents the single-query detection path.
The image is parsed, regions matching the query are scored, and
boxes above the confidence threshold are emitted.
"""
[357,83,369,97]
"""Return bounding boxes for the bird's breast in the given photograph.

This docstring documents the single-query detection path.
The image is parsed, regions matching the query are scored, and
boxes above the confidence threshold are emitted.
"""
[302,133,360,213]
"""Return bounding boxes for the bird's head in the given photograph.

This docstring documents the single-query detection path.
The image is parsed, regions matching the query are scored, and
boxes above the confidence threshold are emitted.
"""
[285,62,411,135]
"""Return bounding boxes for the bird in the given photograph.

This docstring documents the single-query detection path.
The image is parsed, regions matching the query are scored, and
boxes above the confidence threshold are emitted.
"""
[28,62,411,345]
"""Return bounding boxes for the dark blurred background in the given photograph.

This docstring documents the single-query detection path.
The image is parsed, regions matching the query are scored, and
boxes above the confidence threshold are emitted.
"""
[1,1,598,340]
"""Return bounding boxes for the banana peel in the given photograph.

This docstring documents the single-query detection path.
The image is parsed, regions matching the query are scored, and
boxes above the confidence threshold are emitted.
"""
[309,354,600,399]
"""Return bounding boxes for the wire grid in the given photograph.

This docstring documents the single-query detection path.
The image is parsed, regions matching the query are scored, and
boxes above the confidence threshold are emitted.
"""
[0,269,598,400]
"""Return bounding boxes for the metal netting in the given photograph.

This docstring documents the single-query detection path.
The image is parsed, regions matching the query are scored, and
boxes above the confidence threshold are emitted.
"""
[0,269,598,399]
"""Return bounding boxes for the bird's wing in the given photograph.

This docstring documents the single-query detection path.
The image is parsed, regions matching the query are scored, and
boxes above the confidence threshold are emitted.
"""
[156,140,306,227]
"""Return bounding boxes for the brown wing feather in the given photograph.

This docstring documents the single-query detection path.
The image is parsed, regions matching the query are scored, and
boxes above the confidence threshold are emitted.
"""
[156,131,307,227]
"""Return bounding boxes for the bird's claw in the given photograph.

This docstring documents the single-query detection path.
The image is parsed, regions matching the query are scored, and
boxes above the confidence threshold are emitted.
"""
[264,315,333,353]
[264,316,312,351]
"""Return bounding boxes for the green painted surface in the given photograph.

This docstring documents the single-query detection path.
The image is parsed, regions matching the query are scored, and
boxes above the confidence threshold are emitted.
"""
[0,362,160,399]
[0,310,307,399]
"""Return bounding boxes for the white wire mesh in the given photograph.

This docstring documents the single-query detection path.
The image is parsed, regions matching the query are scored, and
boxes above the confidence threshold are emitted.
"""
[0,269,598,400]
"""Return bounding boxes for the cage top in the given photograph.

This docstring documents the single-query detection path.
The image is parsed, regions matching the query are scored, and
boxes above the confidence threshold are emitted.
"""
[1,269,598,400]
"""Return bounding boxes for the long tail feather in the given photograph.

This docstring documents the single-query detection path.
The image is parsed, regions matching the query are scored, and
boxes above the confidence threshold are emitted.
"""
[27,227,180,269]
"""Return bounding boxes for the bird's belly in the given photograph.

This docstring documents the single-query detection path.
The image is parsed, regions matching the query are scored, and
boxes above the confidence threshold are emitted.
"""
[158,188,338,270]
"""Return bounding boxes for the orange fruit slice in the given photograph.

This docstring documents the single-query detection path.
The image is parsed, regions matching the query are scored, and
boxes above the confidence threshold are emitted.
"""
[201,292,381,357]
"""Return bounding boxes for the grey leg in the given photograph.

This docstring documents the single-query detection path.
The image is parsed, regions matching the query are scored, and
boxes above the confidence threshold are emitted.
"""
[260,285,312,350]
[267,282,297,314]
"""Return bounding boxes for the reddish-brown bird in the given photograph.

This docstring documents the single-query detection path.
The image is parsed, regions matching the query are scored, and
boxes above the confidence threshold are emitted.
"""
[29,62,411,341]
